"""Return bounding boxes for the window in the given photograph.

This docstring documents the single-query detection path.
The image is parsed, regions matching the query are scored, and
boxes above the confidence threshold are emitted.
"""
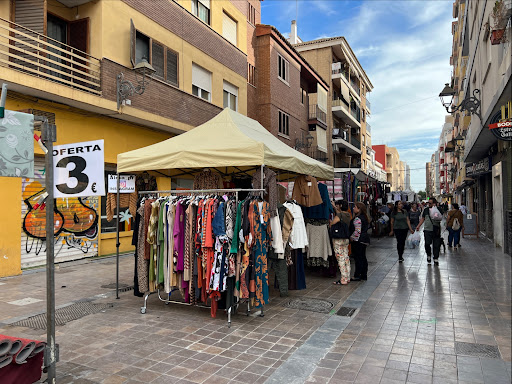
[223,81,238,111]
[248,3,256,25]
[301,87,307,105]
[135,31,150,65]
[192,63,212,101]
[278,53,289,83]
[130,20,179,86]
[279,110,289,136]
[248,63,256,86]
[192,0,210,25]
[222,12,237,46]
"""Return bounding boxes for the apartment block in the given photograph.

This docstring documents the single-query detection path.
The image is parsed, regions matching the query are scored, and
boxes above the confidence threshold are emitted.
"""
[293,35,373,173]
[0,0,257,275]
[251,24,329,161]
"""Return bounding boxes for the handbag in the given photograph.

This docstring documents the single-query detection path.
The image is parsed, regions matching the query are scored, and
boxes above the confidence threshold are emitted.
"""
[330,220,350,239]
[452,218,461,231]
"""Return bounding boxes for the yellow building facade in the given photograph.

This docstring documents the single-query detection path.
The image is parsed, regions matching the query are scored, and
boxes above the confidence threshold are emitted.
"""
[0,0,251,276]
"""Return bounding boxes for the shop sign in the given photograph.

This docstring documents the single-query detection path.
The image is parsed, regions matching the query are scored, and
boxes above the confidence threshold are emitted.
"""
[466,156,492,177]
[108,174,136,193]
[489,120,512,141]
[53,139,105,198]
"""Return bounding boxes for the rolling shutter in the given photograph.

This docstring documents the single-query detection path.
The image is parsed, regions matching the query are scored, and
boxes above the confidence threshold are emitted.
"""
[14,0,45,70]
[316,126,327,151]
[192,63,211,92]
[317,84,328,113]
[21,157,100,269]
[222,12,237,46]
[167,49,178,86]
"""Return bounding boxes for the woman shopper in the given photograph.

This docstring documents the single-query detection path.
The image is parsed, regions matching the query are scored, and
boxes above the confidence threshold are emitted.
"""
[350,202,371,281]
[408,203,421,230]
[447,203,464,248]
[389,201,415,262]
[331,200,352,285]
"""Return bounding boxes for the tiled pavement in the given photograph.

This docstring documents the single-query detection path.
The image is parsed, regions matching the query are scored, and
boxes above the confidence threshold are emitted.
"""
[0,233,510,384]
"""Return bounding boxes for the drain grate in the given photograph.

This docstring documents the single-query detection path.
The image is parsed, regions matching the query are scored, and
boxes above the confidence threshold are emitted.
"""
[10,302,114,330]
[336,306,357,317]
[455,342,501,359]
[283,297,334,313]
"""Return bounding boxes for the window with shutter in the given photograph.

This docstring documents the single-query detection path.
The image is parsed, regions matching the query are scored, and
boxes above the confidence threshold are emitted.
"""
[222,12,237,46]
[192,63,212,101]
[152,41,165,79]
[167,49,178,86]
[192,0,210,24]
[223,81,238,111]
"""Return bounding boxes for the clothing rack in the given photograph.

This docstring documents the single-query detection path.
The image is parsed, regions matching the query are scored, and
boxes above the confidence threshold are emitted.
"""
[133,187,265,328]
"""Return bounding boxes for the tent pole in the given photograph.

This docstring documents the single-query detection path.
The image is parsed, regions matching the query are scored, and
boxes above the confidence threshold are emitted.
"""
[260,164,264,198]
[116,172,120,299]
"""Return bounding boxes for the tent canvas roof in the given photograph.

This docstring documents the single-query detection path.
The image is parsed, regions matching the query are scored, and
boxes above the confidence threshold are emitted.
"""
[117,108,333,180]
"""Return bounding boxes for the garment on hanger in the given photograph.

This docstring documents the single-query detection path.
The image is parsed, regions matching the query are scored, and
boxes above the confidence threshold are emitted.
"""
[283,202,308,249]
[106,192,137,222]
[301,182,333,220]
[193,169,222,189]
[291,175,323,207]
[252,166,278,217]
[305,219,332,268]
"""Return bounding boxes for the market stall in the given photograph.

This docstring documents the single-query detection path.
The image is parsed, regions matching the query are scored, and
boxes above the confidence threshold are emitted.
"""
[115,109,333,326]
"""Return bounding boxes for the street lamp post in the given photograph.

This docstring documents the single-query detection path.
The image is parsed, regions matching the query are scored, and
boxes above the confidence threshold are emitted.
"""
[439,82,482,120]
[117,58,156,109]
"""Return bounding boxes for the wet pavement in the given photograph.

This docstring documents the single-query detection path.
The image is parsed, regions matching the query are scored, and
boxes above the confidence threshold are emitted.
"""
[0,233,510,384]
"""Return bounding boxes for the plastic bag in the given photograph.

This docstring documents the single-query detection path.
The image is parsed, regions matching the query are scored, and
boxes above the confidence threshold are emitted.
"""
[410,231,421,247]
[429,206,443,221]
[405,233,414,249]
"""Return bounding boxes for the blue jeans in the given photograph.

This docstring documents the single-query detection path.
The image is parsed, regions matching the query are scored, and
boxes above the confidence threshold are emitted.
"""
[447,227,461,246]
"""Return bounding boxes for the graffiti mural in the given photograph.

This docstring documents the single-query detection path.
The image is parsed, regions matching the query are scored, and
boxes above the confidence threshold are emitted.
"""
[21,172,99,266]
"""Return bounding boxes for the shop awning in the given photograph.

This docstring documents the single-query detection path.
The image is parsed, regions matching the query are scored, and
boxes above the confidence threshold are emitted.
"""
[117,108,334,180]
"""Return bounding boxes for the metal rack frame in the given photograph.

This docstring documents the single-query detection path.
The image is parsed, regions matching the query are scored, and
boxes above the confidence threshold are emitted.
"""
[130,187,266,327]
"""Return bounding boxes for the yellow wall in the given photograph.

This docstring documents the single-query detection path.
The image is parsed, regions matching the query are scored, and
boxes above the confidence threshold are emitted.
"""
[103,0,247,114]
[0,177,22,277]
[4,98,171,163]
[1,97,172,265]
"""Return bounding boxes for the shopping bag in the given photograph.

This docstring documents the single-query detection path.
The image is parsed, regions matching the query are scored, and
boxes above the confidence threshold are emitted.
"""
[429,206,443,221]
[405,233,414,249]
[410,231,421,247]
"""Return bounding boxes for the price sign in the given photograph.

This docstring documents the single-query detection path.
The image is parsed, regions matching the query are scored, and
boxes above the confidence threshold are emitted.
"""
[53,139,105,198]
[108,174,136,193]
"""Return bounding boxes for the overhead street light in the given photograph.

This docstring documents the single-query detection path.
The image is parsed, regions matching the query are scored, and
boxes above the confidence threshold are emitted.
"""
[439,82,481,120]
[117,57,156,110]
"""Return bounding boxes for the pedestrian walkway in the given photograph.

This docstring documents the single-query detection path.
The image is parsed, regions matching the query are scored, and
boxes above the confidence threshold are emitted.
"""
[0,234,510,384]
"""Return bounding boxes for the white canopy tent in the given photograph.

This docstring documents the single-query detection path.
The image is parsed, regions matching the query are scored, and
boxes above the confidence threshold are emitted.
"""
[117,108,333,181]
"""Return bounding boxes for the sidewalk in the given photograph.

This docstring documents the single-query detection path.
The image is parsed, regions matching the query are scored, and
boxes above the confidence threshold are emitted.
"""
[0,235,510,384]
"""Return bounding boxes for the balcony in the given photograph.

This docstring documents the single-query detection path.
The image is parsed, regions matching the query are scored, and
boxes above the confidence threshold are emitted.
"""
[0,16,101,95]
[366,123,371,135]
[309,146,328,163]
[350,136,361,149]
[331,62,349,81]
[332,98,361,127]
[350,78,360,96]
[308,104,327,125]
[365,99,371,111]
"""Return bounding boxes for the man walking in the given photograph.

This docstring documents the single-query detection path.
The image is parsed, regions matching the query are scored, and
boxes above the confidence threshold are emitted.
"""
[416,198,444,265]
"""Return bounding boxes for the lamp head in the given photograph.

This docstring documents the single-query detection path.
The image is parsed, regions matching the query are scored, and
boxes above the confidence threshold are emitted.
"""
[306,133,314,147]
[134,57,156,77]
[439,83,455,109]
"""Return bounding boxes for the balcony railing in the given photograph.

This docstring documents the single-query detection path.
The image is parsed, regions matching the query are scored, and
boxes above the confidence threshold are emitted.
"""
[350,106,361,122]
[0,16,101,95]
[331,62,349,81]
[366,123,371,134]
[332,98,349,110]
[309,146,328,163]
[350,136,361,149]
[309,104,327,124]
[365,99,371,110]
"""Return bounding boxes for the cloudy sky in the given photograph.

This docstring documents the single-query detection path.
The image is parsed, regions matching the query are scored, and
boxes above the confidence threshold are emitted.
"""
[261,0,454,191]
